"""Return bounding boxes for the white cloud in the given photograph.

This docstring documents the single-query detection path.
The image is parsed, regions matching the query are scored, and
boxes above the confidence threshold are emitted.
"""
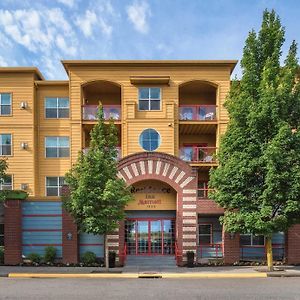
[126,0,150,34]
[0,56,8,67]
[56,0,74,8]
[75,9,113,38]
[75,10,97,37]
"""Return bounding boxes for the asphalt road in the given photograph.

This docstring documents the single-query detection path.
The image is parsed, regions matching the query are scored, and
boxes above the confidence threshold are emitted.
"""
[0,278,299,300]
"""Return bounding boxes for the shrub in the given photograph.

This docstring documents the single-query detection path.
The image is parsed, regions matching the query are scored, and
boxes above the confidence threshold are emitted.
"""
[27,253,42,264]
[44,246,56,264]
[0,247,4,264]
[81,251,97,265]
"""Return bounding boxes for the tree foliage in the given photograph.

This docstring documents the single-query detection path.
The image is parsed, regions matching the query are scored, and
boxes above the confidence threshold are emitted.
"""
[64,105,132,237]
[209,10,300,237]
[0,159,8,202]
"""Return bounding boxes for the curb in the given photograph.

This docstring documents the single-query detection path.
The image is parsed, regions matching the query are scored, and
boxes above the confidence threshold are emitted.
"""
[7,272,268,279]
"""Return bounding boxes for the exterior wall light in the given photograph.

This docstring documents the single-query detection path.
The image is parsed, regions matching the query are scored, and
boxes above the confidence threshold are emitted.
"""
[20,102,28,109]
[229,232,236,240]
[20,142,28,150]
[21,183,28,190]
[67,232,73,240]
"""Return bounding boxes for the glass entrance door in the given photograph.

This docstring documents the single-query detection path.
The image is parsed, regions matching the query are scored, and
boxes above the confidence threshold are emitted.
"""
[125,218,175,255]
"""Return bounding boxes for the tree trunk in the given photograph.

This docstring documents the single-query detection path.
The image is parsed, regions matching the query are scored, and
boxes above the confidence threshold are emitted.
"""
[265,236,273,272]
[105,234,109,270]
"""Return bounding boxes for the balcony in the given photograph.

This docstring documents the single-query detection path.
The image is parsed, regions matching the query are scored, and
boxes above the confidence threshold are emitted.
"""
[179,105,217,121]
[82,105,121,121]
[83,147,121,160]
[179,146,217,165]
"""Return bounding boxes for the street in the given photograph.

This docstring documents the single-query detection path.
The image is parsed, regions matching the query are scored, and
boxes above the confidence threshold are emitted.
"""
[0,278,299,300]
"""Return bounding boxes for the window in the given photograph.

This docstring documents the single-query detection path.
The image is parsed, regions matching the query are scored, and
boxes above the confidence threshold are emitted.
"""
[139,129,161,151]
[138,88,161,110]
[199,224,212,244]
[46,177,65,196]
[0,134,12,156]
[45,137,70,158]
[240,234,265,246]
[0,175,12,190]
[198,181,208,198]
[0,223,3,246]
[45,97,69,118]
[0,93,11,116]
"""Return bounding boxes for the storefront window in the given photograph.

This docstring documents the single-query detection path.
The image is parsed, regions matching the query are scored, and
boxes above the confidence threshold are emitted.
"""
[199,224,212,244]
[240,234,265,246]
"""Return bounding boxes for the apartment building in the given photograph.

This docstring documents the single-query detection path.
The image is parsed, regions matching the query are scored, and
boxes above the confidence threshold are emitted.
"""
[0,60,299,266]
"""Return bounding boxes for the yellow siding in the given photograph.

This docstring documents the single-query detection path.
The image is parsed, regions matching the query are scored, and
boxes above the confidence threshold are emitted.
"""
[0,62,233,200]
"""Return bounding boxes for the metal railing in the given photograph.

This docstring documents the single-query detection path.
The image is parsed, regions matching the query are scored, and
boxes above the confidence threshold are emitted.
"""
[180,147,217,163]
[240,244,285,261]
[82,105,121,121]
[198,244,223,259]
[179,105,217,121]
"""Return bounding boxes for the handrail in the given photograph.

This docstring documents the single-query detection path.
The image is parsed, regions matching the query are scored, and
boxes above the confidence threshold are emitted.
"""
[180,146,217,163]
[179,105,217,121]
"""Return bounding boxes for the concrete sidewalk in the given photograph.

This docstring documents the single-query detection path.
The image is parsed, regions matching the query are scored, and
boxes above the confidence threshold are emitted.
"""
[1,265,300,278]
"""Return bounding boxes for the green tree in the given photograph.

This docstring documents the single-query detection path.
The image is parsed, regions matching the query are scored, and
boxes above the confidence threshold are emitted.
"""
[0,159,8,202]
[63,105,133,268]
[209,10,300,271]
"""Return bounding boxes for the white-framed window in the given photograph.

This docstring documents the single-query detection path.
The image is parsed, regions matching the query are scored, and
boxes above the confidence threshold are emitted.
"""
[0,93,11,116]
[240,234,265,246]
[46,176,65,196]
[45,97,69,118]
[45,137,70,158]
[0,134,12,156]
[0,175,12,190]
[138,87,161,111]
[199,224,212,244]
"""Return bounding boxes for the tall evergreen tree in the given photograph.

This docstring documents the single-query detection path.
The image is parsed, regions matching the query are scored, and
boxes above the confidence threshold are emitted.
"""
[209,10,300,271]
[63,106,133,268]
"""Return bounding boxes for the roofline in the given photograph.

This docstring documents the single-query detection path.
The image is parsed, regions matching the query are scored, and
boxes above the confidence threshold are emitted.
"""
[0,67,44,80]
[61,60,238,74]
[34,80,69,86]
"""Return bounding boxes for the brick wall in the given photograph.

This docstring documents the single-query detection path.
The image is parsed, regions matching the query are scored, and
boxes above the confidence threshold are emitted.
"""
[222,230,240,264]
[4,200,22,265]
[62,209,78,264]
[286,224,300,264]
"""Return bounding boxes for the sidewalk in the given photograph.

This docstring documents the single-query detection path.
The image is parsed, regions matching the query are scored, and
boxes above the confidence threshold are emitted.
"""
[1,265,300,278]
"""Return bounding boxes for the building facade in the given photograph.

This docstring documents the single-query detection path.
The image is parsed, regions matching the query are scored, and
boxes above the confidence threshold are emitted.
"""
[0,60,299,266]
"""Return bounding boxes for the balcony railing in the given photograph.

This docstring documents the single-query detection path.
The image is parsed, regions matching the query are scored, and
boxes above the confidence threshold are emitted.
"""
[180,147,217,163]
[83,147,121,160]
[179,105,217,121]
[82,105,121,121]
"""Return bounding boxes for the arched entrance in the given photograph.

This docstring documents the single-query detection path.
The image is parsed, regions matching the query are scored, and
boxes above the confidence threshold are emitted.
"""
[125,179,176,255]
[115,152,198,265]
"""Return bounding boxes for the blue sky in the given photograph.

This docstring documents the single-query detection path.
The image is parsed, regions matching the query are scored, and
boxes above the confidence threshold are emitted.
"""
[0,0,299,79]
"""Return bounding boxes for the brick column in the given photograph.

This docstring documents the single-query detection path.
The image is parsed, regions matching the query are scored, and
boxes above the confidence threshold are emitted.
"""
[4,200,22,265]
[62,209,78,264]
[286,224,300,264]
[118,220,125,266]
[222,229,240,264]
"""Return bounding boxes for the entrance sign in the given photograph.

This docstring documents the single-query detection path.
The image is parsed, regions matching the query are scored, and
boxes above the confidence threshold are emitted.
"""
[126,180,176,210]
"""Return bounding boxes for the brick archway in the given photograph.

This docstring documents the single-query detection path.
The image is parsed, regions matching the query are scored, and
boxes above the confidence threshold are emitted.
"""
[115,152,198,265]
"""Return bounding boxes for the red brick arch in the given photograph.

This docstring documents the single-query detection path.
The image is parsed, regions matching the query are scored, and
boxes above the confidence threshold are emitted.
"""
[116,152,198,265]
